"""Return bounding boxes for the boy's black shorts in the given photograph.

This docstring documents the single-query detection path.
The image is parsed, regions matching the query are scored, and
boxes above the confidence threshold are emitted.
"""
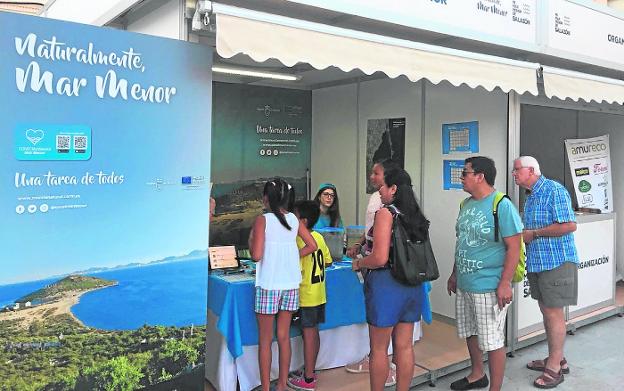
[298,304,325,328]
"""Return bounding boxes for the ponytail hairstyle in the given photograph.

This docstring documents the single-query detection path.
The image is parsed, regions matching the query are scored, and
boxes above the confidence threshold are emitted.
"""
[263,178,292,230]
[286,182,296,213]
[313,183,341,227]
[381,163,429,241]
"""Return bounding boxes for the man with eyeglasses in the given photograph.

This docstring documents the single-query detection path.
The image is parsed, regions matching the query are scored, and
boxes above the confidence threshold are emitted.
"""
[447,156,523,391]
[512,156,578,389]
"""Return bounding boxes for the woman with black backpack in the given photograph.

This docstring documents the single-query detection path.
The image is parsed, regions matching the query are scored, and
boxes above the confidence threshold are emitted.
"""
[351,163,429,391]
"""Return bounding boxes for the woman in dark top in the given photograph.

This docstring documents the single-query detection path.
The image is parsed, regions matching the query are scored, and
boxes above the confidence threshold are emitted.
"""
[352,164,428,391]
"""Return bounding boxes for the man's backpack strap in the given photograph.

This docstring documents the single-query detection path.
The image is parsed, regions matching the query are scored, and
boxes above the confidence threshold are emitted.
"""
[492,191,510,243]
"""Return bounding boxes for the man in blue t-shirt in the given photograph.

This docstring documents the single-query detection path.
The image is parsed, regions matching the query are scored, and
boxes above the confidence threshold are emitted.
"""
[447,156,523,391]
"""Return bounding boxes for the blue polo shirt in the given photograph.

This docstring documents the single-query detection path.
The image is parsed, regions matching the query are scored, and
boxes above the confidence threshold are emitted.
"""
[523,176,578,273]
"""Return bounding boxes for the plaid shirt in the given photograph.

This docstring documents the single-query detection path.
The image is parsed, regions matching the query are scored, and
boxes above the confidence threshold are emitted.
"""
[523,176,578,273]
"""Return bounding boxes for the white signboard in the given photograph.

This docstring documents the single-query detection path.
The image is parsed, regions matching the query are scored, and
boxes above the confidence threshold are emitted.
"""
[546,0,624,71]
[569,219,615,316]
[286,0,537,49]
[564,135,613,213]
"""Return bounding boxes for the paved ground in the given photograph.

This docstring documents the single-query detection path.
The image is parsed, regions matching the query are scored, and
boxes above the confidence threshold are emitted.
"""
[412,314,624,390]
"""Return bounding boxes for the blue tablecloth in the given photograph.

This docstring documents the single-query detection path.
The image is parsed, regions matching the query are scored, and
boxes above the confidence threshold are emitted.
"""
[208,263,366,358]
[208,262,433,358]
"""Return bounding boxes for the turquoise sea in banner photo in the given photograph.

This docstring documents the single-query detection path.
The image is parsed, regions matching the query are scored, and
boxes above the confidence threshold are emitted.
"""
[0,258,208,330]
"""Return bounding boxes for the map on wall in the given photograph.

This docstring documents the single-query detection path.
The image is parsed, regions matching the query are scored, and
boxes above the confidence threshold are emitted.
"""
[366,118,405,194]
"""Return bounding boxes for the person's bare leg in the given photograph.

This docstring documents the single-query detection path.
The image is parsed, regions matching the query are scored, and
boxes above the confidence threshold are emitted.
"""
[275,310,294,391]
[302,326,320,379]
[368,324,393,391]
[536,302,566,386]
[487,347,506,391]
[391,322,415,391]
[257,313,275,391]
[465,335,486,382]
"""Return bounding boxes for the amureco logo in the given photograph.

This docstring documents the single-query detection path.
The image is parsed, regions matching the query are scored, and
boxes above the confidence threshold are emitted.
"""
[570,142,607,155]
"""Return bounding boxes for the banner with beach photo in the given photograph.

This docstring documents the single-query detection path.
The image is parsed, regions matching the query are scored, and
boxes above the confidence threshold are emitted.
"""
[564,135,613,213]
[0,12,212,390]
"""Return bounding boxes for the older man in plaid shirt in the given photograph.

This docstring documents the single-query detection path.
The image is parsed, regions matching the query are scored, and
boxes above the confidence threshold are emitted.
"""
[513,156,578,390]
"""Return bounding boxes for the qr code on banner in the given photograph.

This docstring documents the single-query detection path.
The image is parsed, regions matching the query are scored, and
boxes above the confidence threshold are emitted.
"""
[73,135,87,152]
[56,135,70,152]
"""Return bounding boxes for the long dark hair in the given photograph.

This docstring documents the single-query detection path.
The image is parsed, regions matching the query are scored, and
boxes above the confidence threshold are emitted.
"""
[313,184,341,227]
[263,178,292,230]
[382,164,429,240]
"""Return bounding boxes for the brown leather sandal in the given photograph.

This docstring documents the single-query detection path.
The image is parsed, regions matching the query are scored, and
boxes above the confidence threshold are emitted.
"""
[533,368,564,389]
[527,357,570,374]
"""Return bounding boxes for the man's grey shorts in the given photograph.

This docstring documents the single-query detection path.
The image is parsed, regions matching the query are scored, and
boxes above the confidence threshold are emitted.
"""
[527,262,578,308]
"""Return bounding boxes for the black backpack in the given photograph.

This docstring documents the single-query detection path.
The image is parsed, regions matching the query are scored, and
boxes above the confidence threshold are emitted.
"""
[387,206,439,286]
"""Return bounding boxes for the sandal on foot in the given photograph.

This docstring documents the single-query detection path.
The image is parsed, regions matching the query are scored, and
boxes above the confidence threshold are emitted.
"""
[533,368,564,389]
[527,357,570,374]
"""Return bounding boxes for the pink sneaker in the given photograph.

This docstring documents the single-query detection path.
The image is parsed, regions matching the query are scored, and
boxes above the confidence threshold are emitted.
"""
[287,374,316,390]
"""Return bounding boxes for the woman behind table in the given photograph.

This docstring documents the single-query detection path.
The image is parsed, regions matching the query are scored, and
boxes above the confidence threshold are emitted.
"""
[249,178,317,391]
[312,183,343,230]
[351,166,428,391]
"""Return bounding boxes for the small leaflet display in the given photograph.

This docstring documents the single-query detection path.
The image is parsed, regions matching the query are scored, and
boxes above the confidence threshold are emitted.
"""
[564,135,613,213]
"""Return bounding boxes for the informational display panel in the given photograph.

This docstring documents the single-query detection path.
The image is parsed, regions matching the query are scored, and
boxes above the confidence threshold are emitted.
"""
[443,160,466,190]
[564,135,613,213]
[286,0,537,49]
[0,11,212,390]
[442,121,479,154]
[366,118,405,193]
[545,0,624,71]
[569,217,615,317]
[210,82,311,246]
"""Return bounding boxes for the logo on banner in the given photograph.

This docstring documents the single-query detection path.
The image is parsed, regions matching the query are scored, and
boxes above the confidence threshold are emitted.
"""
[25,128,44,145]
[574,167,589,176]
[570,142,607,155]
[582,194,593,204]
[578,180,591,193]
[593,163,608,174]
[257,105,280,118]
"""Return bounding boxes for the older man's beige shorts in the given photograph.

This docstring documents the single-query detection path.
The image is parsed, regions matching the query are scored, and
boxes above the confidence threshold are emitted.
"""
[527,262,578,308]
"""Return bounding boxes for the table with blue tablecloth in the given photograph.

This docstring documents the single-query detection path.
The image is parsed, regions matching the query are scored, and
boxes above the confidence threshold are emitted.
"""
[205,262,429,391]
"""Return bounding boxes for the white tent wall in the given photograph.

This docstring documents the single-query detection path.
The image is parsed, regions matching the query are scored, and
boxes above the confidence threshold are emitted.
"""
[311,83,359,226]
[125,0,181,39]
[423,81,509,319]
[44,0,142,26]
[312,78,509,320]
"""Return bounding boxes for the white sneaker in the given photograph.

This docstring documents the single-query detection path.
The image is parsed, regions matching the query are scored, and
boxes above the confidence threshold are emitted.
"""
[385,362,397,387]
[345,354,370,373]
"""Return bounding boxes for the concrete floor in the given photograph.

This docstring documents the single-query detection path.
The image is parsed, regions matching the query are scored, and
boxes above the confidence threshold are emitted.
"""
[412,314,624,391]
[207,282,624,390]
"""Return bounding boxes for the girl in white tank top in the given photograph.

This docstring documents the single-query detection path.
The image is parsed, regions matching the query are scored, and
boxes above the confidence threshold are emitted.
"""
[248,179,317,391]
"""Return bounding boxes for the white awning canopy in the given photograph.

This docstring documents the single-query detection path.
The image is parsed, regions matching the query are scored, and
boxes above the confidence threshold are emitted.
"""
[542,66,624,105]
[213,4,539,95]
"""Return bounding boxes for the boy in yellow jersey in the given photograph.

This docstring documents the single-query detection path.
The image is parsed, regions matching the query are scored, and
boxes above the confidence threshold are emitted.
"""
[288,200,332,391]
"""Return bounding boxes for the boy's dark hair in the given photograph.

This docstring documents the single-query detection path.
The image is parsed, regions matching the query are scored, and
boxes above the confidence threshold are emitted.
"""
[294,200,320,230]
[465,156,496,186]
